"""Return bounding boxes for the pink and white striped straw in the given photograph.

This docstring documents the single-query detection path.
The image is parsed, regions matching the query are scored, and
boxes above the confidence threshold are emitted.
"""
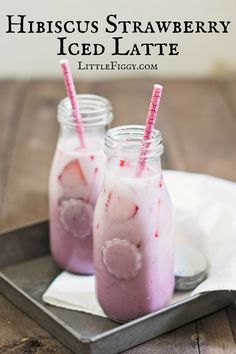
[136,84,163,176]
[60,59,86,148]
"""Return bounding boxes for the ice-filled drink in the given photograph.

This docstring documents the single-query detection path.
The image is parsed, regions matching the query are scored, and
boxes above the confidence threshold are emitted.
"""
[93,125,175,321]
[49,93,113,274]
[94,85,174,321]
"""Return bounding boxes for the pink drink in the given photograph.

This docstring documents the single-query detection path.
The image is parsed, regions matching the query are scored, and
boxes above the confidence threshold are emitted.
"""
[50,137,105,274]
[93,126,174,321]
[49,95,113,274]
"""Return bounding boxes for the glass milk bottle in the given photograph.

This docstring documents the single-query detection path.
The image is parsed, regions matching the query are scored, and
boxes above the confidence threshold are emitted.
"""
[93,125,174,321]
[49,94,113,274]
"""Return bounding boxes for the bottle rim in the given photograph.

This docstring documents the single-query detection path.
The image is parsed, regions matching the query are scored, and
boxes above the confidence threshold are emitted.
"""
[104,125,164,158]
[58,94,113,127]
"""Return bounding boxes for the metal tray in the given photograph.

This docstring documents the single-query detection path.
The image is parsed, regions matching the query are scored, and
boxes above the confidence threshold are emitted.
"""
[0,221,235,354]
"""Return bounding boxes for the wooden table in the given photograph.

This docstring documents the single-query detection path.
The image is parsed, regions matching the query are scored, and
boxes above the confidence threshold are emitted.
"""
[0,79,236,353]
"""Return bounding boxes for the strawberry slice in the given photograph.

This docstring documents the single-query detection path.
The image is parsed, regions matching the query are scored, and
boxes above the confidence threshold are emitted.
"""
[58,159,87,187]
[104,187,139,222]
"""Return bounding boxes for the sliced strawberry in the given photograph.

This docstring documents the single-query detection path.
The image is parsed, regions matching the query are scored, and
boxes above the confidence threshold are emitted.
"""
[105,187,139,222]
[58,159,87,187]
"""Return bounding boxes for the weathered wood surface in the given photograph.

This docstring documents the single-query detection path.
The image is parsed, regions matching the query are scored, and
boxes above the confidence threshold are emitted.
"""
[0,79,235,353]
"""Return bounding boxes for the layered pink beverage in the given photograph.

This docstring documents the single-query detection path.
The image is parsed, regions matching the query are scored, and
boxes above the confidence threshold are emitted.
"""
[93,126,174,321]
[49,94,113,274]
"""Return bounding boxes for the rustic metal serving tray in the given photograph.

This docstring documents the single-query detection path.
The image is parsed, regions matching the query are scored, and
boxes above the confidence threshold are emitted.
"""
[0,221,235,354]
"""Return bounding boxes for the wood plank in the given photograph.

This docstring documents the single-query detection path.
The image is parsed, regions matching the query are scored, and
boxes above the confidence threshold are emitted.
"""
[196,310,236,354]
[93,78,153,126]
[0,80,94,231]
[158,80,236,181]
[0,80,62,230]
[226,303,236,345]
[0,294,71,353]
[219,80,236,118]
[124,322,199,354]
[0,81,26,209]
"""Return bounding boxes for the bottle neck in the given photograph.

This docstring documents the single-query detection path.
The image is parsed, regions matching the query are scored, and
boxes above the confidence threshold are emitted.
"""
[104,125,163,177]
[57,94,113,147]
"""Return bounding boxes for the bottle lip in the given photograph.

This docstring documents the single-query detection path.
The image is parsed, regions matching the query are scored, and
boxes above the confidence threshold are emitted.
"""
[104,125,164,158]
[58,94,113,127]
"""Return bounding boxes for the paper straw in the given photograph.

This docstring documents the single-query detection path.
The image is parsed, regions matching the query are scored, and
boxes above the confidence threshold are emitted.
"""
[136,84,163,176]
[60,59,86,148]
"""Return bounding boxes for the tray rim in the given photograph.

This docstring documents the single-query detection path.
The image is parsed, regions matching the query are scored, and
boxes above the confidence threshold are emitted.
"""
[0,266,204,343]
[90,292,202,341]
[1,269,236,353]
